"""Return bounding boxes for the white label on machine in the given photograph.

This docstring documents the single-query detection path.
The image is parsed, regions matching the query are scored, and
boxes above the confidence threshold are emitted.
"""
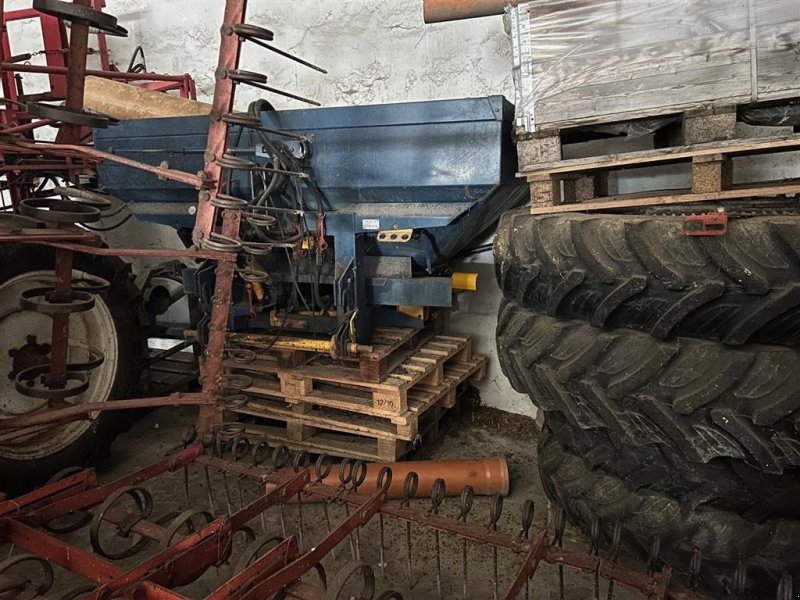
[362,219,380,230]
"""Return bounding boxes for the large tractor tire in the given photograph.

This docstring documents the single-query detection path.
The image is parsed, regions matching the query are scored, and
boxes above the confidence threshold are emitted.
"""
[0,244,146,496]
[495,210,800,347]
[538,427,800,596]
[496,300,800,475]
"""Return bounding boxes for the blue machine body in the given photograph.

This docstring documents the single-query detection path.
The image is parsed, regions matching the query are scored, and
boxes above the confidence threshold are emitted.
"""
[94,95,526,340]
[94,95,525,271]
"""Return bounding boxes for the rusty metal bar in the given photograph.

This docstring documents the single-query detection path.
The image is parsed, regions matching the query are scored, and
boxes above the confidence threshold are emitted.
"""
[195,0,248,435]
[235,486,388,598]
[90,518,231,596]
[0,468,96,517]
[10,140,208,188]
[205,536,299,600]
[0,62,191,83]
[422,0,523,23]
[0,520,186,599]
[29,443,203,523]
[230,470,310,530]
[13,240,237,262]
[0,393,213,430]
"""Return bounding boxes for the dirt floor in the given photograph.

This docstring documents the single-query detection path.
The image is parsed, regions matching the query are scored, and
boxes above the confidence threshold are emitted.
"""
[7,401,647,599]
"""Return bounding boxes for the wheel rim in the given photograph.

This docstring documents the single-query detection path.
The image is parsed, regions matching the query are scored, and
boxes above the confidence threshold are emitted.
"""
[0,270,118,461]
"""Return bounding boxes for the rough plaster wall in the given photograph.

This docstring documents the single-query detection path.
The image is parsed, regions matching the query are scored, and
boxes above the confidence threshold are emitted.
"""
[102,1,514,109]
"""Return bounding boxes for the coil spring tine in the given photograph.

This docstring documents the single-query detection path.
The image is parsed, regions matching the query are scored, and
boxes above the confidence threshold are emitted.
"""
[292,451,310,550]
[606,522,623,600]
[459,485,475,600]
[233,436,250,511]
[489,493,504,600]
[402,471,419,589]
[376,466,393,574]
[519,500,534,600]
[350,460,368,561]
[251,438,270,533]
[316,454,337,560]
[273,445,291,537]
[232,23,327,74]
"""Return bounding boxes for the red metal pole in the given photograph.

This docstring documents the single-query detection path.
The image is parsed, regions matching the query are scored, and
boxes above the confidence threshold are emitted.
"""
[194,0,248,434]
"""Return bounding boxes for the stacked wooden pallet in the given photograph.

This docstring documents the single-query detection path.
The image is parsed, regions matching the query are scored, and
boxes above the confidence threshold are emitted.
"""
[223,332,487,462]
[519,103,800,214]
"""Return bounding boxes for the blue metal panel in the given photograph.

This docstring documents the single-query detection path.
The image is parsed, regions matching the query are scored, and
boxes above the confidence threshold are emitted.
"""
[93,95,527,269]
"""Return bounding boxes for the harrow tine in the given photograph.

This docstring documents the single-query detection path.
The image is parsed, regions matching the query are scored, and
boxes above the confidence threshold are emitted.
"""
[292,450,310,550]
[351,460,368,561]
[459,485,475,599]
[252,438,271,534]
[489,493,504,600]
[430,478,446,599]
[336,458,357,560]
[273,445,291,537]
[519,499,534,600]
[401,471,419,588]
[376,466,394,575]
[316,454,337,560]
[235,436,253,510]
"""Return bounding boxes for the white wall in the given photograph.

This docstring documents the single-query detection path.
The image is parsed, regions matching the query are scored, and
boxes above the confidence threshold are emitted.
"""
[102,1,514,109]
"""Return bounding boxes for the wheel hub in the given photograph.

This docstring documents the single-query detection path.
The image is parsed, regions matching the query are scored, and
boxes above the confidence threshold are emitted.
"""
[8,335,51,380]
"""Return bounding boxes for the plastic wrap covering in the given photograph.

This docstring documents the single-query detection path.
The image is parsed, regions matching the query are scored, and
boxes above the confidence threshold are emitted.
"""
[509,0,800,132]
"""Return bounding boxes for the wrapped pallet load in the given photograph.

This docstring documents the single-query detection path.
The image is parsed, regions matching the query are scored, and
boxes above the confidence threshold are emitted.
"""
[508,0,800,131]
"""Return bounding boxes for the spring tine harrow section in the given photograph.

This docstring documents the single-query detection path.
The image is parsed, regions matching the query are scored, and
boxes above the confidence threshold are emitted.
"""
[0,436,723,600]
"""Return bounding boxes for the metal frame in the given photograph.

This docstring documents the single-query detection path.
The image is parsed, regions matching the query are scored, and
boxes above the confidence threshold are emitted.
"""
[0,440,710,600]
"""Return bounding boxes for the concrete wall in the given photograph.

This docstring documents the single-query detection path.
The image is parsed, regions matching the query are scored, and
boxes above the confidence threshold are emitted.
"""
[93,1,533,417]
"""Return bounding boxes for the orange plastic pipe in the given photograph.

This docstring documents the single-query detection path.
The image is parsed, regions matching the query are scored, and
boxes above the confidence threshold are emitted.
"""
[269,457,509,500]
[423,0,523,23]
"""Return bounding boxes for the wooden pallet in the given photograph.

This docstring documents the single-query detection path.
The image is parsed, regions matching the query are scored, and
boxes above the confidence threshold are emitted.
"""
[232,357,486,462]
[230,334,476,416]
[522,134,800,214]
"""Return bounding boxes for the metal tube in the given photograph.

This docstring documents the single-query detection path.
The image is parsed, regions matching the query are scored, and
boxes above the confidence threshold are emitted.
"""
[422,0,523,23]
[0,62,190,83]
[267,457,510,499]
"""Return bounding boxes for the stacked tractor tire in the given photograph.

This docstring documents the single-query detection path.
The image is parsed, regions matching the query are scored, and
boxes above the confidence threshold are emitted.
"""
[494,210,800,596]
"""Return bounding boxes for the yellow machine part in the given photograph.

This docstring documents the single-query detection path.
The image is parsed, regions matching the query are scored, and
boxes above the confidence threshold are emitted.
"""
[451,272,478,291]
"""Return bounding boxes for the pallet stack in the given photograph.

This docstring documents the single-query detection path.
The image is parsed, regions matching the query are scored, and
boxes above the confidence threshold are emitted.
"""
[222,326,487,462]
[519,106,800,215]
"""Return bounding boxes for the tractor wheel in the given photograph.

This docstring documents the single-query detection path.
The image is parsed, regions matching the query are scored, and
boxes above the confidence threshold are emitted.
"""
[538,426,800,597]
[496,300,800,475]
[0,244,145,496]
[494,210,800,347]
